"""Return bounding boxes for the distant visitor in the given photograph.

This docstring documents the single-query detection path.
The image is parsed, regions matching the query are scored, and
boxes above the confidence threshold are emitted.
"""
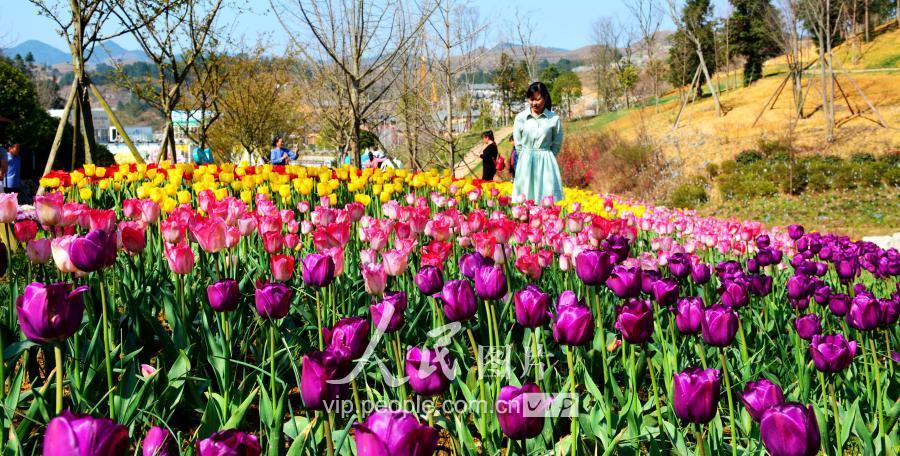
[512,82,564,202]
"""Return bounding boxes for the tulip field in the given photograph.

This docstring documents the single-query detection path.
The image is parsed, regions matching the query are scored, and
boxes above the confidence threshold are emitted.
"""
[0,162,897,456]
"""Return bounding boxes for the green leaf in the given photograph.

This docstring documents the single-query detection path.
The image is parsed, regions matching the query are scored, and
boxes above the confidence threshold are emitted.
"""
[223,387,258,430]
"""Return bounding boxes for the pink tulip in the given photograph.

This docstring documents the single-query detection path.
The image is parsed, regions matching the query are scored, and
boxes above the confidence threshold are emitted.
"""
[165,243,195,274]
[323,247,345,276]
[34,192,64,226]
[0,193,17,223]
[284,233,300,250]
[296,201,310,213]
[382,249,409,277]
[26,238,52,264]
[119,221,147,254]
[191,217,227,253]
[139,200,161,224]
[362,262,387,296]
[123,199,141,219]
[51,235,80,273]
[263,231,284,254]
[89,209,117,233]
[346,202,365,221]
[257,215,282,235]
[270,254,295,282]
[225,227,241,248]
[160,219,185,244]
[60,203,83,227]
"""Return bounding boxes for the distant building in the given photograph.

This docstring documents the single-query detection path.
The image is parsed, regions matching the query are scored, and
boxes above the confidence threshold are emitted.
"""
[49,108,152,146]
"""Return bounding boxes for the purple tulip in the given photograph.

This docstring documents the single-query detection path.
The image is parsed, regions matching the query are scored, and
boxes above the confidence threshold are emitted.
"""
[496,383,547,440]
[835,258,859,282]
[720,280,749,308]
[809,334,857,373]
[353,410,438,456]
[605,265,641,298]
[701,303,739,347]
[740,378,785,422]
[615,299,654,344]
[787,224,805,241]
[514,285,552,328]
[828,293,851,316]
[813,285,831,304]
[459,252,489,280]
[603,234,631,263]
[793,314,822,341]
[787,275,814,300]
[748,274,773,297]
[207,279,240,312]
[414,266,444,296]
[672,367,721,424]
[68,229,117,272]
[691,263,711,284]
[370,291,408,333]
[756,234,771,249]
[405,346,451,396]
[254,281,292,319]
[575,249,613,286]
[43,410,129,455]
[196,429,261,456]
[641,269,662,294]
[441,279,477,322]
[300,349,349,410]
[667,253,692,278]
[880,297,899,325]
[474,264,507,300]
[759,403,820,456]
[674,296,705,335]
[142,426,176,456]
[552,291,594,346]
[323,317,370,360]
[846,293,882,330]
[16,282,88,344]
[301,253,335,288]
[650,278,679,306]
[747,258,760,274]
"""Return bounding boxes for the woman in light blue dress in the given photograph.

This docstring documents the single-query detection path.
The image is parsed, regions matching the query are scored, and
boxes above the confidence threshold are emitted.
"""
[512,81,564,203]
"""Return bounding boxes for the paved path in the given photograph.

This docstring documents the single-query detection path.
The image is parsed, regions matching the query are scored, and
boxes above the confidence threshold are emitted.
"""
[862,232,900,250]
[453,126,514,178]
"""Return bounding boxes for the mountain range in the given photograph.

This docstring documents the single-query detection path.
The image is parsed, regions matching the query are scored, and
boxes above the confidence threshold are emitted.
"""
[2,40,149,66]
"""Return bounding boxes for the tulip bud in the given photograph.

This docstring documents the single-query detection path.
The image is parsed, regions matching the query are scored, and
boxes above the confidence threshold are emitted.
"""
[370,291,407,333]
[441,279,477,322]
[740,378,784,422]
[674,296,705,335]
[43,410,129,455]
[16,282,88,343]
[254,281,292,319]
[196,429,261,456]
[323,317,370,360]
[514,285,551,328]
[673,367,721,424]
[475,265,507,300]
[552,291,594,346]
[415,266,444,296]
[142,426,176,456]
[207,279,240,312]
[615,299,654,344]
[793,314,822,340]
[759,403,820,456]
[701,304,739,347]
[405,346,451,396]
[495,383,547,440]
[353,410,438,456]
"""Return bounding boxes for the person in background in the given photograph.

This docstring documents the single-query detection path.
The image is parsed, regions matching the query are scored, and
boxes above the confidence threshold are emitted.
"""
[509,137,519,179]
[512,81,564,202]
[192,146,214,164]
[479,130,498,181]
[3,143,22,201]
[0,143,6,194]
[270,136,297,165]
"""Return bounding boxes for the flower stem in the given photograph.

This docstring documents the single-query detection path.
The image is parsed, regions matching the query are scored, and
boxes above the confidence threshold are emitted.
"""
[567,347,578,456]
[695,424,706,456]
[592,290,609,386]
[829,377,841,455]
[269,323,277,400]
[316,290,323,350]
[394,332,407,402]
[54,344,64,415]
[646,349,666,440]
[323,411,335,456]
[719,349,737,456]
[99,271,115,420]
[531,329,541,385]
[351,379,363,423]
[868,336,884,449]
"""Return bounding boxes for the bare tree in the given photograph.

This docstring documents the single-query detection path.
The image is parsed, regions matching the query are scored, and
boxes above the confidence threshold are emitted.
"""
[590,17,626,112]
[272,0,434,167]
[28,0,148,185]
[666,0,724,128]
[394,40,437,171]
[425,0,487,169]
[111,0,225,163]
[511,10,539,82]
[800,0,836,141]
[624,0,663,111]
[180,46,230,162]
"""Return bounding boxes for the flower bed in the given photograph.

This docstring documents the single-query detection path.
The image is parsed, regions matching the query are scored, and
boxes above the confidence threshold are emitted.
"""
[0,161,896,455]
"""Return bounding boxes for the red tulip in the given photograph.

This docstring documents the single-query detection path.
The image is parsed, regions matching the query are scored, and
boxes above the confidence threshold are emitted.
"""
[14,220,38,243]
[270,254,295,282]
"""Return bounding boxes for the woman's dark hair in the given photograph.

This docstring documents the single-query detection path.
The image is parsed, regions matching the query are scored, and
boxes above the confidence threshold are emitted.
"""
[482,130,494,141]
[272,136,283,148]
[525,81,552,112]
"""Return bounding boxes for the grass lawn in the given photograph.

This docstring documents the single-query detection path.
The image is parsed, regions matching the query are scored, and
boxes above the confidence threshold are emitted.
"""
[698,187,900,239]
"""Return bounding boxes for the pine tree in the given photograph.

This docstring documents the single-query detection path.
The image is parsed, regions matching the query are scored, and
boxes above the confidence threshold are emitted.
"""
[730,0,781,85]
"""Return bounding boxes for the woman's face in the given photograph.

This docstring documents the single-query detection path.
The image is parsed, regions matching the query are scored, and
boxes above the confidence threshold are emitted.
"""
[482,136,491,144]
[276,138,284,148]
[529,92,545,114]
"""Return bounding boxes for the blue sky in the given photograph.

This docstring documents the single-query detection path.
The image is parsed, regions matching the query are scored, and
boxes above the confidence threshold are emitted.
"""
[1,0,729,52]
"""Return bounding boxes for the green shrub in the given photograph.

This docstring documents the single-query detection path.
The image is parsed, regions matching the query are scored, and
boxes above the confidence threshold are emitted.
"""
[758,138,792,157]
[736,150,763,165]
[720,160,737,174]
[807,172,831,192]
[668,176,709,208]
[716,173,778,200]
[885,167,900,187]
[705,163,719,178]
[851,152,876,163]
[879,152,900,167]
[856,162,885,188]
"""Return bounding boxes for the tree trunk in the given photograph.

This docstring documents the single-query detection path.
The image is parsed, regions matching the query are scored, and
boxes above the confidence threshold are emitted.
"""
[41,80,78,183]
[697,47,722,117]
[89,83,144,164]
[71,90,81,171]
[79,84,97,165]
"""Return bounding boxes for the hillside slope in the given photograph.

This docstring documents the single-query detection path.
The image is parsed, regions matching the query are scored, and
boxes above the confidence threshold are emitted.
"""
[583,27,900,174]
